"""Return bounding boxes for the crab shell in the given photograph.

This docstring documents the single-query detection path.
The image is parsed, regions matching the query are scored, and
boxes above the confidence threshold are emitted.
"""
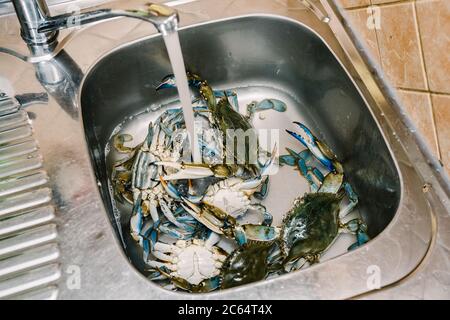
[220,243,273,289]
[202,178,257,218]
[280,192,341,264]
[158,239,227,286]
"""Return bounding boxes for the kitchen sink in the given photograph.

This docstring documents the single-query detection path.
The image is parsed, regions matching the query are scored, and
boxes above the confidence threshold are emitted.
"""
[1,0,444,299]
[81,14,404,292]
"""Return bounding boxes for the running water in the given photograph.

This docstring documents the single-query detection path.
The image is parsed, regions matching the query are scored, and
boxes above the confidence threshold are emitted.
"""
[162,32,201,163]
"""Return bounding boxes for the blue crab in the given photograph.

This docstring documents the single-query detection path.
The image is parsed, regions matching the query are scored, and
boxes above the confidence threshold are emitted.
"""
[157,72,287,117]
[280,171,369,271]
[180,198,279,246]
[112,111,208,255]
[156,148,278,238]
[282,122,358,215]
[156,73,284,176]
[147,232,227,292]
[219,242,281,289]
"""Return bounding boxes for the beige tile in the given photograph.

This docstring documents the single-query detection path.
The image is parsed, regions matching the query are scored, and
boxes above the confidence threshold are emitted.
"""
[396,90,440,157]
[345,8,381,64]
[375,3,428,90]
[432,94,450,175]
[416,0,450,94]
[338,0,371,8]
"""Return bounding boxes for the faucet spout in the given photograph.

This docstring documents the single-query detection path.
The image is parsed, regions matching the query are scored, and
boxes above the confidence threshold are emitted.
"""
[38,4,179,36]
[11,1,179,49]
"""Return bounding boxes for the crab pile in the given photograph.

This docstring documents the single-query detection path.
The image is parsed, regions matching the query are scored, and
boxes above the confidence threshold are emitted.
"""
[110,73,369,292]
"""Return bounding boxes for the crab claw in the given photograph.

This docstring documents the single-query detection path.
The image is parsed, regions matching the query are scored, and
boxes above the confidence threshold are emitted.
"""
[155,74,176,91]
[158,161,216,180]
[286,122,335,172]
[160,176,203,203]
[234,224,280,246]
[180,198,225,235]
[259,143,278,176]
[155,72,202,91]
[255,99,287,112]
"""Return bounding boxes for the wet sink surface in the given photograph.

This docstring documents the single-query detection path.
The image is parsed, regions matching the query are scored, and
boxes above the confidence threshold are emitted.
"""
[81,15,402,292]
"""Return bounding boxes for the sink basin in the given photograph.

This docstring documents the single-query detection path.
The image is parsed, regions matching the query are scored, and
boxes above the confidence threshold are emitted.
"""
[81,15,401,290]
[0,0,444,299]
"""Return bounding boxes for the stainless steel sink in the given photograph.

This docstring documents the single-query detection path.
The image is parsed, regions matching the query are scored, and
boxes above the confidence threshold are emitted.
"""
[81,14,415,294]
[1,0,448,299]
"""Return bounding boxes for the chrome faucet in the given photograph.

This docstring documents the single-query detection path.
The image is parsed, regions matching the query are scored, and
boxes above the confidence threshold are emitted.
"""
[5,1,178,119]
[11,0,179,52]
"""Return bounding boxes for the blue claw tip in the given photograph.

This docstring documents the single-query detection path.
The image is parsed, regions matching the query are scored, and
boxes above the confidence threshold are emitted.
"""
[293,121,315,140]
[286,129,308,149]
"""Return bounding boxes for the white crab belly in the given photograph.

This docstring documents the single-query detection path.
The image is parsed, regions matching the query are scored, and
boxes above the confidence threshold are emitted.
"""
[205,189,250,218]
[175,244,219,285]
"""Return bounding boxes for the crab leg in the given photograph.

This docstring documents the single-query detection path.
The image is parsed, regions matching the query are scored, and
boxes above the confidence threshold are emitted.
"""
[286,122,335,172]
[141,222,158,261]
[148,200,160,225]
[237,177,264,190]
[159,176,181,199]
[279,148,325,192]
[147,269,167,281]
[156,74,239,111]
[159,223,194,240]
[158,161,216,180]
[340,182,359,217]
[132,124,160,190]
[147,259,177,271]
[154,241,181,254]
[253,176,270,200]
[342,218,369,251]
[204,231,221,249]
[297,157,323,192]
[130,201,144,244]
[158,198,187,229]
[181,199,226,235]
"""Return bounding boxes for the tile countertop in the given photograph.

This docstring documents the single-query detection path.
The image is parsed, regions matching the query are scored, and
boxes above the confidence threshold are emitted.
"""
[338,0,450,176]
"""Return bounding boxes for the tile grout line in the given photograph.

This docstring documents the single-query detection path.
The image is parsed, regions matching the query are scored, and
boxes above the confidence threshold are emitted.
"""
[395,86,450,97]
[413,0,442,160]
[346,0,415,11]
[368,0,386,80]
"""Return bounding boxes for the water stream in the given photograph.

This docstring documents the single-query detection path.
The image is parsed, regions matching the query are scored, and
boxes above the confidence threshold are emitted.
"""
[162,32,201,163]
